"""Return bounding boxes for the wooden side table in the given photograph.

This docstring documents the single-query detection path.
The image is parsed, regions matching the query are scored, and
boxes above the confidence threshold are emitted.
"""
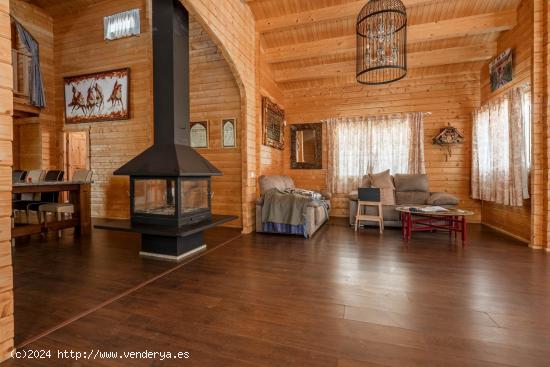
[355,200,384,233]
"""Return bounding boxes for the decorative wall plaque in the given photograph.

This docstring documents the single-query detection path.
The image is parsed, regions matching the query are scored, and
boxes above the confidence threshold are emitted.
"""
[262,96,285,150]
[190,121,209,148]
[489,48,513,92]
[222,118,237,148]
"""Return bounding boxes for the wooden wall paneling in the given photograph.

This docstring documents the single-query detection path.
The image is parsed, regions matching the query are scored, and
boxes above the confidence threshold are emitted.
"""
[530,0,545,249]
[545,0,550,252]
[16,123,40,169]
[11,0,56,170]
[479,0,533,244]
[180,0,257,233]
[53,0,254,230]
[258,42,285,177]
[189,18,242,228]
[10,124,17,168]
[0,0,13,361]
[284,71,482,222]
[53,0,154,219]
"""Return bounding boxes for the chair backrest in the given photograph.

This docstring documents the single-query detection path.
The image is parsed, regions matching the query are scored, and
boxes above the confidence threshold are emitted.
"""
[26,169,45,183]
[44,170,64,182]
[72,169,93,182]
[21,170,46,200]
[41,170,64,203]
[358,187,381,202]
[12,170,27,183]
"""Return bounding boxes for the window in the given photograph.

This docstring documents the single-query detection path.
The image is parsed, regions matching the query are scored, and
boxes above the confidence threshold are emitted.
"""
[327,113,425,194]
[472,84,531,206]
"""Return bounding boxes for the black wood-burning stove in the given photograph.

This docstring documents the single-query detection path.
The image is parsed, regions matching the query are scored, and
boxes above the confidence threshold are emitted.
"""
[95,0,236,261]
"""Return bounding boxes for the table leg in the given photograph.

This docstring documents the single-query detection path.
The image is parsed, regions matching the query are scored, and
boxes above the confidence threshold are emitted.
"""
[70,184,91,236]
[454,216,458,240]
[461,215,467,246]
[399,212,405,240]
[407,213,412,241]
[80,184,91,235]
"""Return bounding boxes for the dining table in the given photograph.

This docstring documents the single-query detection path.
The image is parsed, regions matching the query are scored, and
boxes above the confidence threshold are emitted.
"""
[12,181,92,239]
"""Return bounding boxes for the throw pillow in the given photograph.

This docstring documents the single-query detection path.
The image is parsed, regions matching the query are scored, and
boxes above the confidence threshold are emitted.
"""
[427,192,459,205]
[361,175,371,187]
[369,170,396,205]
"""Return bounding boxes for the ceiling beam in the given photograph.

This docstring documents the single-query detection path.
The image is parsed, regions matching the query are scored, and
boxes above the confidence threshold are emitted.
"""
[273,43,497,83]
[256,0,448,33]
[265,10,515,64]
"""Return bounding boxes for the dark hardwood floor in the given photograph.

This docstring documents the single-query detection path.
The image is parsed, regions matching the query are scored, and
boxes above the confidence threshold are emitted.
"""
[12,223,242,345]
[6,220,550,366]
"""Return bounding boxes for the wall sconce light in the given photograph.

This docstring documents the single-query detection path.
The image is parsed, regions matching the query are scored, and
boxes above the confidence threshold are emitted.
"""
[104,9,141,41]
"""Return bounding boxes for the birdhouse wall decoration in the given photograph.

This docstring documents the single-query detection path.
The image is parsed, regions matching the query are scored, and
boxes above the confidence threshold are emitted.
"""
[432,124,465,161]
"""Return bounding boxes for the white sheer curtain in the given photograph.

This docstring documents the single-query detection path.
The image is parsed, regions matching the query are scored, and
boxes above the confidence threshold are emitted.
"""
[327,113,425,194]
[471,84,531,206]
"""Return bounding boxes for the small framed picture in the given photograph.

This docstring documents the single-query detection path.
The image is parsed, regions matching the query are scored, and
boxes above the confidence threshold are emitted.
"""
[222,118,237,148]
[190,121,209,148]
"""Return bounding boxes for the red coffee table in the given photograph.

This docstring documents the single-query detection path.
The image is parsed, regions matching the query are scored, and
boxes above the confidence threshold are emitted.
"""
[396,206,474,245]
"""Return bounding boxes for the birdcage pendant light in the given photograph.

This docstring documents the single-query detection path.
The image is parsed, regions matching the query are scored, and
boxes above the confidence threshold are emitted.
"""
[356,0,407,85]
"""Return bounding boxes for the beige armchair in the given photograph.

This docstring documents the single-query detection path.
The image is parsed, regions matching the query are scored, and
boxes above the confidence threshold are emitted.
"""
[256,175,331,238]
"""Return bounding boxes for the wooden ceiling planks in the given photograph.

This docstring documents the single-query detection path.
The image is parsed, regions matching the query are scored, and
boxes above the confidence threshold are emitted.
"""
[250,0,522,87]
[265,10,516,64]
[28,0,523,87]
[273,43,497,83]
[255,0,452,33]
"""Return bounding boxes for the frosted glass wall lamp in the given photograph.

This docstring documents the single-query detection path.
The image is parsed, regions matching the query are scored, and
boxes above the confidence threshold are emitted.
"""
[104,9,141,41]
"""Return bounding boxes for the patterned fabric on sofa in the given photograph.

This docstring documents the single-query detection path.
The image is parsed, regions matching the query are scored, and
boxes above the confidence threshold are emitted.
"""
[256,175,330,238]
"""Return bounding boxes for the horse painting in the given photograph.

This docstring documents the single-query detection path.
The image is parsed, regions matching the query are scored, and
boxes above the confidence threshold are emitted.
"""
[64,68,129,123]
[108,80,124,110]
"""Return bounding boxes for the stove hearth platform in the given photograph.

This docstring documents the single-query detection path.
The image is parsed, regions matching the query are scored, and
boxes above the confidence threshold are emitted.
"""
[95,215,236,261]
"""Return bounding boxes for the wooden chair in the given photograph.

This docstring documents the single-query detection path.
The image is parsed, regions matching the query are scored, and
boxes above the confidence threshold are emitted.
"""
[354,188,384,233]
[39,169,92,237]
[12,170,27,183]
[12,170,27,201]
[12,169,46,223]
[26,170,64,224]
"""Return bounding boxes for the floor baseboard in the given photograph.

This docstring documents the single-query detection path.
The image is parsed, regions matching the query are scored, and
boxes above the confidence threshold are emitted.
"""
[482,223,530,245]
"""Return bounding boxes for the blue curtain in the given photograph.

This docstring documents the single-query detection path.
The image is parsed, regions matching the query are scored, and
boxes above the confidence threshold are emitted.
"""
[15,21,46,108]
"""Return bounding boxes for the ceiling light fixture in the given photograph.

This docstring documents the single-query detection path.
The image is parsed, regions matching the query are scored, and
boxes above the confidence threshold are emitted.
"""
[356,0,407,85]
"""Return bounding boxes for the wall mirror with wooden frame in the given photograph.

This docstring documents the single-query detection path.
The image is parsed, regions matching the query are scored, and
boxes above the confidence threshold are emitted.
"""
[290,123,322,169]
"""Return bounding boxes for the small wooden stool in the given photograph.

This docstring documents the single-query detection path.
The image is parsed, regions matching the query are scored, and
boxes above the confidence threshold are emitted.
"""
[355,200,384,233]
[354,188,384,233]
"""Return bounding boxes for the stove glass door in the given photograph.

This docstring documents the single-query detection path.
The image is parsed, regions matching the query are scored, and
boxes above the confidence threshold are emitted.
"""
[134,179,176,216]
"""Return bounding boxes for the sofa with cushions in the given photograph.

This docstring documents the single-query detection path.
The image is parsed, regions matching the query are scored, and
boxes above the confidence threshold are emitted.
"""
[256,175,331,238]
[349,171,459,227]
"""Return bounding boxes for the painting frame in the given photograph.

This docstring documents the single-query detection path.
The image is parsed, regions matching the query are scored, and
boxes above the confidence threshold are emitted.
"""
[489,48,513,92]
[64,67,130,124]
[290,123,323,170]
[262,96,285,150]
[190,120,209,149]
[221,118,237,148]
